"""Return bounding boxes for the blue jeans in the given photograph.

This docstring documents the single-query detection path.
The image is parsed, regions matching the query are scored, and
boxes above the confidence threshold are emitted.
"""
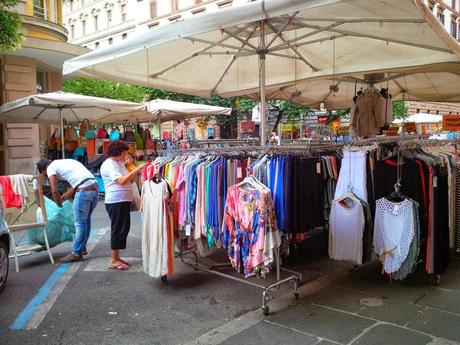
[73,190,98,254]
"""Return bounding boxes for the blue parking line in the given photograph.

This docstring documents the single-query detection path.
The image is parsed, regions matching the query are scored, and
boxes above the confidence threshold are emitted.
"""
[10,263,71,330]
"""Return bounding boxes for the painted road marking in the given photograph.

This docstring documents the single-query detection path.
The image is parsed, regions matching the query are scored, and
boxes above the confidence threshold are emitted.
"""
[10,227,110,330]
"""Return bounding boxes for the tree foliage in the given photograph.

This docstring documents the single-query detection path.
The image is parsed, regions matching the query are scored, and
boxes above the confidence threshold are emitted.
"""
[393,101,409,119]
[0,0,23,52]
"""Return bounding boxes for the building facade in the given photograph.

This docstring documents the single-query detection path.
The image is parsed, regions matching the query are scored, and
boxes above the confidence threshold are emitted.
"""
[1,0,88,174]
[407,0,460,115]
[63,0,250,50]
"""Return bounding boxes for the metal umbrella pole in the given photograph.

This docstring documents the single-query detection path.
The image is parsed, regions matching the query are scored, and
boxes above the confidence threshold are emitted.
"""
[59,106,65,159]
[259,20,267,147]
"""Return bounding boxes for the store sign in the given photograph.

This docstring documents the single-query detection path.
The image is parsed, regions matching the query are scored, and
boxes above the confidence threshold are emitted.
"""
[442,115,460,131]
[239,120,256,133]
[403,122,417,133]
[317,116,328,124]
[385,126,400,136]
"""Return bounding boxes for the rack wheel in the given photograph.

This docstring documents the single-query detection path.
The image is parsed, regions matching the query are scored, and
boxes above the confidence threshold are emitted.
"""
[294,292,299,301]
[161,275,168,282]
[434,274,441,286]
[262,306,270,316]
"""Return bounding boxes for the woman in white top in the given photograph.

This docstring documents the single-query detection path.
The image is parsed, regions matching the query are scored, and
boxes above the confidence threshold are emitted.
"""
[100,141,144,270]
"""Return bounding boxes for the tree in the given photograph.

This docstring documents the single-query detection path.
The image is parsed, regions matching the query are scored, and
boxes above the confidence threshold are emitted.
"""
[0,0,23,52]
[393,101,409,119]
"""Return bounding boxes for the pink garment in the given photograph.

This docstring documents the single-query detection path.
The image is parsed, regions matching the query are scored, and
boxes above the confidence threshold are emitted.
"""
[142,162,157,182]
[175,163,186,227]
[0,176,22,208]
[222,185,275,276]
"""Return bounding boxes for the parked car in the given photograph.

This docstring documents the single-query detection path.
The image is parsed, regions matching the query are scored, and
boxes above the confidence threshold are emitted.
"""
[0,225,9,293]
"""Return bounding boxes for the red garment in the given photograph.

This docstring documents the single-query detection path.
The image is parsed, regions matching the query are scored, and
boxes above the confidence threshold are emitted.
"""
[0,176,22,208]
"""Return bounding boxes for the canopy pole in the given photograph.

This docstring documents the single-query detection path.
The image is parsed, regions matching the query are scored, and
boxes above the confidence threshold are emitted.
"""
[259,20,267,147]
[59,107,65,159]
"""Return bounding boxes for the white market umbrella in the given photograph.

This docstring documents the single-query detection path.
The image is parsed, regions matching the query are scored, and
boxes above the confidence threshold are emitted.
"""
[0,92,146,158]
[63,0,460,145]
[393,113,443,124]
[92,98,232,123]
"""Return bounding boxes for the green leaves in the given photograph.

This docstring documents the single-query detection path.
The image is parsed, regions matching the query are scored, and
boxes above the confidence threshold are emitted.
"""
[393,101,409,119]
[0,0,23,52]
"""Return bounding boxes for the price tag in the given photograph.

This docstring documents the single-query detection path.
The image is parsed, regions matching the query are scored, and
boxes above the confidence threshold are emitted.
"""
[393,204,400,215]
[433,176,438,188]
[237,167,243,179]
[185,224,191,236]
[316,162,321,174]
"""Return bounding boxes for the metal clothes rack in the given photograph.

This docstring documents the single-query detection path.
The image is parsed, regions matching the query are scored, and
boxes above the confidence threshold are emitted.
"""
[157,145,302,315]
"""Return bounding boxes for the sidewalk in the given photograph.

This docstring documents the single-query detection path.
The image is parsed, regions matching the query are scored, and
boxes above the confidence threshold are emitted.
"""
[216,257,460,345]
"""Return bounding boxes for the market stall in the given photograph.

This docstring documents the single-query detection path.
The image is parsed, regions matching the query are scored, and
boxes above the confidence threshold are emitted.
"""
[61,0,460,314]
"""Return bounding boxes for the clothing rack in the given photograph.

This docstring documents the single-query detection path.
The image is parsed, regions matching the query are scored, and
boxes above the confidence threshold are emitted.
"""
[155,146,302,316]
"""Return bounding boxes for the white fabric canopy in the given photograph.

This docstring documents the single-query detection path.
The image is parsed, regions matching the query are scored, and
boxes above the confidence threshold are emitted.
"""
[93,98,232,123]
[394,113,443,124]
[64,0,460,99]
[256,62,460,109]
[0,92,146,123]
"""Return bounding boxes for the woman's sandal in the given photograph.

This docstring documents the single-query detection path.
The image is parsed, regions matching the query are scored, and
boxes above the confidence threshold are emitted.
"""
[119,259,131,266]
[109,262,129,270]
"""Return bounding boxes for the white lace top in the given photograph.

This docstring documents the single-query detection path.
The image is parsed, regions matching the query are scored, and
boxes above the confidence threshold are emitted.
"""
[373,198,415,274]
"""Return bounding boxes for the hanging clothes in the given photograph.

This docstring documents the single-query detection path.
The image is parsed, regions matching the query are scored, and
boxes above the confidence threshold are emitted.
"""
[141,179,175,278]
[221,179,280,277]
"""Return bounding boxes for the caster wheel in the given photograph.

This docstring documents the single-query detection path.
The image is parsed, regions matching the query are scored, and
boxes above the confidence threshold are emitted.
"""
[434,274,441,286]
[294,293,299,301]
[161,275,168,282]
[262,306,270,316]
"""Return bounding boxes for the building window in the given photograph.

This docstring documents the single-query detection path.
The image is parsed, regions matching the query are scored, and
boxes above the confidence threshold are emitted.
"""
[94,15,98,31]
[107,9,112,26]
[150,1,157,18]
[69,0,74,11]
[33,0,45,19]
[108,37,113,44]
[437,9,445,25]
[428,2,434,12]
[36,70,48,94]
[453,0,456,10]
[122,33,127,39]
[121,4,127,22]
[452,19,458,38]
[70,24,75,38]
[82,20,86,35]
[95,42,100,49]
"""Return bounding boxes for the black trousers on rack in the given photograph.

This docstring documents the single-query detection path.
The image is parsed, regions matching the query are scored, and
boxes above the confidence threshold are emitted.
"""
[288,157,325,234]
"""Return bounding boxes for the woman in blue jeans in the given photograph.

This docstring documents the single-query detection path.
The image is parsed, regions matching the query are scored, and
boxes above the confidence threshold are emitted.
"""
[37,159,99,263]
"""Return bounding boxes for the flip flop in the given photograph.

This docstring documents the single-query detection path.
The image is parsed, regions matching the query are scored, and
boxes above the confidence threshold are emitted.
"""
[109,262,129,270]
[119,259,131,266]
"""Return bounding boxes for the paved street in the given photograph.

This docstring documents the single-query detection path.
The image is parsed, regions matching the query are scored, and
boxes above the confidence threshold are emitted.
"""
[1,201,460,345]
